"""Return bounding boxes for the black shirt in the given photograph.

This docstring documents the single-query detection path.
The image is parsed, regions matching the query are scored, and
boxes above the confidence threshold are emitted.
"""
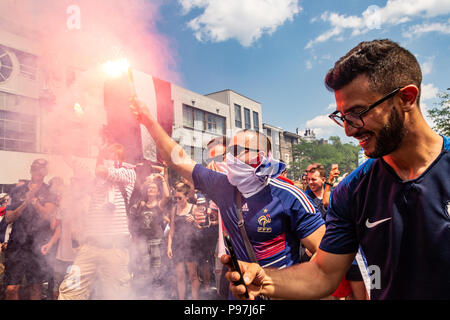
[6,182,57,251]
[129,201,165,240]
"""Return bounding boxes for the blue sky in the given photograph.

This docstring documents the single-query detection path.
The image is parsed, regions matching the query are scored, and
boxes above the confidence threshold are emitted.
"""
[155,0,450,144]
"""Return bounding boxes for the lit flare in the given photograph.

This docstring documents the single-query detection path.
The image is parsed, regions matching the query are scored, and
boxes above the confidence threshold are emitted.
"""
[103,58,130,78]
[73,102,84,115]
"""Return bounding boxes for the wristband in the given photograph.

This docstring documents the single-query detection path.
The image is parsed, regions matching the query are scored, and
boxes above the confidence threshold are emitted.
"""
[325,182,333,187]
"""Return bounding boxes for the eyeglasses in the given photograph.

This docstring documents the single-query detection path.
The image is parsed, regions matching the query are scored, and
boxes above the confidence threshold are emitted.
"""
[329,87,401,129]
[206,154,224,164]
[226,145,259,157]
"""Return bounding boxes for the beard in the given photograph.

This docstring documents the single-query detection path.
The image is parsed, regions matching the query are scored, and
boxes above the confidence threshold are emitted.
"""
[365,106,406,158]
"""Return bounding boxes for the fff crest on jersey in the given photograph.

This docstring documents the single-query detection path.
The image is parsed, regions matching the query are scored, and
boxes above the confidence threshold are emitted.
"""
[257,212,272,233]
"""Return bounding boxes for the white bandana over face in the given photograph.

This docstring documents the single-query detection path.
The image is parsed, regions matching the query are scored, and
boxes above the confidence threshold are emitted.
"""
[225,152,286,198]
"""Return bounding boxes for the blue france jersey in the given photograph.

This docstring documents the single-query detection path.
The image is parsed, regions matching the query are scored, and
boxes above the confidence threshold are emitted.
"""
[320,136,450,299]
[193,164,324,268]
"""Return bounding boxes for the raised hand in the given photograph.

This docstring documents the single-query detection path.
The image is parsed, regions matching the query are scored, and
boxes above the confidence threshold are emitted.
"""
[129,95,152,126]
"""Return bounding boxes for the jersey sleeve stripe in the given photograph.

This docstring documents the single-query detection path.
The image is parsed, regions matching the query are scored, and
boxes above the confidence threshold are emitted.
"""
[269,179,316,213]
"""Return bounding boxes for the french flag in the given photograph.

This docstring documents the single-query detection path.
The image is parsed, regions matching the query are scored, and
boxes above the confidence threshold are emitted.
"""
[103,70,173,164]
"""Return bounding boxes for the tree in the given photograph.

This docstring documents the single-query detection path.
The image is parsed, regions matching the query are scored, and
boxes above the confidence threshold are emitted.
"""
[428,91,450,136]
[289,136,360,181]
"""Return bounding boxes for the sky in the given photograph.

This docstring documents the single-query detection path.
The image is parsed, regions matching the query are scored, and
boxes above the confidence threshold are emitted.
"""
[152,0,450,144]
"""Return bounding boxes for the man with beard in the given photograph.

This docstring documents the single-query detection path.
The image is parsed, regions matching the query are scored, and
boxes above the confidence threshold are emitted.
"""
[223,39,450,300]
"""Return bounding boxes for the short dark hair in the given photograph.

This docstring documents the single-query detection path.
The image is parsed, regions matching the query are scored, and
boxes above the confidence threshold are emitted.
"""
[174,182,191,196]
[325,39,422,105]
[307,163,326,178]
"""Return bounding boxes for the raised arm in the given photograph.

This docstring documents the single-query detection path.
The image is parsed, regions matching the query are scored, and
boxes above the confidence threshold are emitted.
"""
[130,96,196,184]
[323,167,340,209]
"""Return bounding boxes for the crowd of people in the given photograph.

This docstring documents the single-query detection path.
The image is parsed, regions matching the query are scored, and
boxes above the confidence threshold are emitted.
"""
[0,154,224,300]
[0,39,448,301]
[0,147,353,300]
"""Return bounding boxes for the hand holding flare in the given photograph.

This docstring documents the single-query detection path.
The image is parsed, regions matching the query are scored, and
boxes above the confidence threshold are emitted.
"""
[130,95,152,127]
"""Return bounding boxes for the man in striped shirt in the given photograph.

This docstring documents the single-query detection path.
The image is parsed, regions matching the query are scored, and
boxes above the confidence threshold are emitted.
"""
[58,143,136,300]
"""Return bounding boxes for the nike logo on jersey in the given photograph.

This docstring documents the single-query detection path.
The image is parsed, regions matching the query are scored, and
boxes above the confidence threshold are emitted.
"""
[365,217,392,229]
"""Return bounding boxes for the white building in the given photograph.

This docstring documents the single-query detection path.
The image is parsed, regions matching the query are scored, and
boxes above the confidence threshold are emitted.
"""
[0,18,264,192]
[174,88,262,164]
[263,123,283,160]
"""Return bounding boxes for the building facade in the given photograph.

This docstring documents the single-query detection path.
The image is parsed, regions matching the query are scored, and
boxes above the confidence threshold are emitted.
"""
[262,123,283,160]
[0,19,264,190]
[281,131,302,168]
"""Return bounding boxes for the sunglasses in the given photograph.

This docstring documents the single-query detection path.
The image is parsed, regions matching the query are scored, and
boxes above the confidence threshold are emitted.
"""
[175,196,183,200]
[226,145,259,157]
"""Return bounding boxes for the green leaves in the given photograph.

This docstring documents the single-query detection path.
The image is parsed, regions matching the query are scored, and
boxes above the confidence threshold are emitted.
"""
[428,91,450,136]
[289,136,359,180]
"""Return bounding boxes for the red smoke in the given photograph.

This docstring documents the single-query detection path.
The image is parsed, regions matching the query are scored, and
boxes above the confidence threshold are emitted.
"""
[1,0,178,80]
[0,0,179,160]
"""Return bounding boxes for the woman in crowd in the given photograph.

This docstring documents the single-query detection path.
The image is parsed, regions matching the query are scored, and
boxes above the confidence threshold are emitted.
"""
[129,172,170,299]
[167,182,200,300]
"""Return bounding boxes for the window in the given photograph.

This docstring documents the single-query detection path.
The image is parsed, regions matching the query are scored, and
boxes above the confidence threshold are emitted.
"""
[207,113,217,132]
[244,108,251,129]
[216,117,225,136]
[273,131,280,146]
[194,109,204,131]
[182,145,204,164]
[0,110,36,152]
[253,111,259,131]
[0,92,19,108]
[14,50,37,81]
[0,47,13,83]
[183,104,194,128]
[182,104,226,135]
[271,131,280,160]
[234,104,242,128]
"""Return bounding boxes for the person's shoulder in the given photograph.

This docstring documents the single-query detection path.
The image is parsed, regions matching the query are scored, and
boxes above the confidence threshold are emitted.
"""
[40,182,51,190]
[194,163,226,175]
[193,163,228,182]
[12,181,30,192]
[332,158,378,200]
[304,188,314,198]
[269,177,306,195]
[443,135,450,151]
[269,178,316,212]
